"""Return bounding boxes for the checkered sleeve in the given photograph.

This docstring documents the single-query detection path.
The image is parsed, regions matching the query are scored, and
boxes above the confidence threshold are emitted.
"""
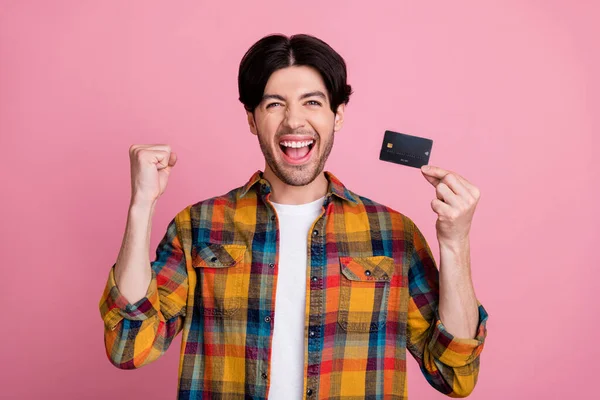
[98,213,189,369]
[406,220,489,398]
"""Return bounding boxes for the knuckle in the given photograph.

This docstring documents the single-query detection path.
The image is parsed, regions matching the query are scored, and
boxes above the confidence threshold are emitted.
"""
[135,149,148,160]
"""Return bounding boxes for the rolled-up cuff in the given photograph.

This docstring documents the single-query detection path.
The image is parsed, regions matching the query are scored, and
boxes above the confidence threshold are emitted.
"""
[428,303,489,367]
[99,263,158,330]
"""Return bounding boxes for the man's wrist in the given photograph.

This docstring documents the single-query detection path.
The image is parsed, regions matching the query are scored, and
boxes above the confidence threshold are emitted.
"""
[129,198,157,215]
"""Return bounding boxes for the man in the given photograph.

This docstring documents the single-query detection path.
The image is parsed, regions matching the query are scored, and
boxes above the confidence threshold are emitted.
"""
[99,33,488,399]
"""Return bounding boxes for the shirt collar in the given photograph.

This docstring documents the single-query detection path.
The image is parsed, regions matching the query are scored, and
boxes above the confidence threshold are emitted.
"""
[240,170,358,204]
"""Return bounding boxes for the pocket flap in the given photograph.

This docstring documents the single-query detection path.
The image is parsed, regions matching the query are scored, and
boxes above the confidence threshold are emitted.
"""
[192,243,247,268]
[339,256,394,281]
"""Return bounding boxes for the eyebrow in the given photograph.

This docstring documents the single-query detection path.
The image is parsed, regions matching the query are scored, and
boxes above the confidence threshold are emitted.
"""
[261,91,328,103]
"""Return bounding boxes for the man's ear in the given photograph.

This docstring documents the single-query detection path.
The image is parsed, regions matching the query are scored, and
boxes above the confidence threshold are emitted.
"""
[333,103,345,132]
[247,111,258,136]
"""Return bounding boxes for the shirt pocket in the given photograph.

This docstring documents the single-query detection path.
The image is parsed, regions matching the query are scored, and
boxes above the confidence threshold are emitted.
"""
[338,255,395,332]
[192,243,247,317]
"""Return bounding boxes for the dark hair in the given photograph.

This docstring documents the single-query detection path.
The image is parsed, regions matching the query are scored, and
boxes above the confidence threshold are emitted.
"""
[238,33,353,114]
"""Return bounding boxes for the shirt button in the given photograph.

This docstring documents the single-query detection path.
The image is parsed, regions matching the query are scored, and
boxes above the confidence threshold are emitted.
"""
[261,372,268,379]
[364,270,371,276]
[270,215,276,221]
[210,256,218,262]
[269,263,275,269]
[306,388,313,396]
[312,230,319,236]
[264,316,271,323]
[309,330,316,337]
[311,276,318,282]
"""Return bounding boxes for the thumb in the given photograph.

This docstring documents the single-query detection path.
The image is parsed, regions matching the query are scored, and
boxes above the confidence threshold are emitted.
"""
[168,151,177,167]
[159,152,177,175]
[421,170,440,187]
[155,151,176,170]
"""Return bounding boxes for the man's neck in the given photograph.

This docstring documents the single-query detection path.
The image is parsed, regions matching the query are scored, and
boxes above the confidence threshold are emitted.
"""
[263,166,328,205]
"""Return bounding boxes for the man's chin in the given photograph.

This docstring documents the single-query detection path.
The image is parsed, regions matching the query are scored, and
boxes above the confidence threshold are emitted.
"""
[271,162,322,187]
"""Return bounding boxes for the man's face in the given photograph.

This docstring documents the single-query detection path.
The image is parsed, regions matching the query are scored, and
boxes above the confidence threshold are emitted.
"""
[247,65,345,186]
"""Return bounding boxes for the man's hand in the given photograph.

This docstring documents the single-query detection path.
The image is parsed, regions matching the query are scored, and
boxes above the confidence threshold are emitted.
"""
[129,144,178,206]
[113,144,177,304]
[420,165,481,339]
[420,165,480,246]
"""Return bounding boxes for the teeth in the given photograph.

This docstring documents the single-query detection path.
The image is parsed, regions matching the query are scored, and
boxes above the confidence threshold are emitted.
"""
[280,140,314,148]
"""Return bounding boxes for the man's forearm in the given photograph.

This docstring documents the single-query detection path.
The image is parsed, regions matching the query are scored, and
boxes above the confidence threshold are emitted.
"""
[437,238,480,339]
[113,201,156,304]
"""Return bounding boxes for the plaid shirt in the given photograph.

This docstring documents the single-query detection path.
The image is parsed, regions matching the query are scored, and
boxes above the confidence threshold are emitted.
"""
[99,170,489,399]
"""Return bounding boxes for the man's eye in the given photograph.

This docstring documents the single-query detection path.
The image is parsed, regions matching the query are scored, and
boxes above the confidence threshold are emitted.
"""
[306,100,322,106]
[266,102,282,108]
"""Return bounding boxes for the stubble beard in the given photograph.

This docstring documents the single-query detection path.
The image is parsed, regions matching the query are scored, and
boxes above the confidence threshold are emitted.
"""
[257,127,335,187]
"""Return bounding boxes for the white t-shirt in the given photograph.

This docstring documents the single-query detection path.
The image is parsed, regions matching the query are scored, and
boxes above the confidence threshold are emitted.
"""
[267,196,325,399]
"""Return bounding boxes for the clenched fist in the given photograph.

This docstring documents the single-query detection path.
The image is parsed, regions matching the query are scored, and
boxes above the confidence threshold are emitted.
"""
[129,144,177,206]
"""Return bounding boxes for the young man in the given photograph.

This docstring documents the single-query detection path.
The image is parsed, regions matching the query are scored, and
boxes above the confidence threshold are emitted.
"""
[99,33,488,399]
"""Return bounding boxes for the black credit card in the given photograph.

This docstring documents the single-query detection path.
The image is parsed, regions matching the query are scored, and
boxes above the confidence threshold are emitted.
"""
[379,130,433,168]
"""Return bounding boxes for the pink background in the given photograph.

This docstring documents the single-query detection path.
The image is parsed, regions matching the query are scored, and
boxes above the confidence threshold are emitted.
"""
[1,1,598,398]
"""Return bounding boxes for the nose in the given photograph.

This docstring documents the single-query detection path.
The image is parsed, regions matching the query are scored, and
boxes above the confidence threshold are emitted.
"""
[282,104,306,130]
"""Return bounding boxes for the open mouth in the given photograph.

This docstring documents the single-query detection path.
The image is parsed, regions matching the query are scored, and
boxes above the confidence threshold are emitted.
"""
[279,139,315,164]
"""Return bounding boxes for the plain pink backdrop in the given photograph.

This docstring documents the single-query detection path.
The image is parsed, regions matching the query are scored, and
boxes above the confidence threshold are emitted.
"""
[1,1,598,399]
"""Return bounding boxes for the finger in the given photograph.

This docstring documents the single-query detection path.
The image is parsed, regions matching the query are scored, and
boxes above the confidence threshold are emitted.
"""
[436,182,460,206]
[423,165,478,198]
[150,150,172,170]
[168,151,178,167]
[421,165,450,179]
[139,144,172,151]
[422,172,441,187]
[131,148,170,166]
[453,174,480,199]
[130,144,172,155]
[423,166,473,199]
[440,173,471,199]
[436,186,444,201]
[431,198,452,216]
